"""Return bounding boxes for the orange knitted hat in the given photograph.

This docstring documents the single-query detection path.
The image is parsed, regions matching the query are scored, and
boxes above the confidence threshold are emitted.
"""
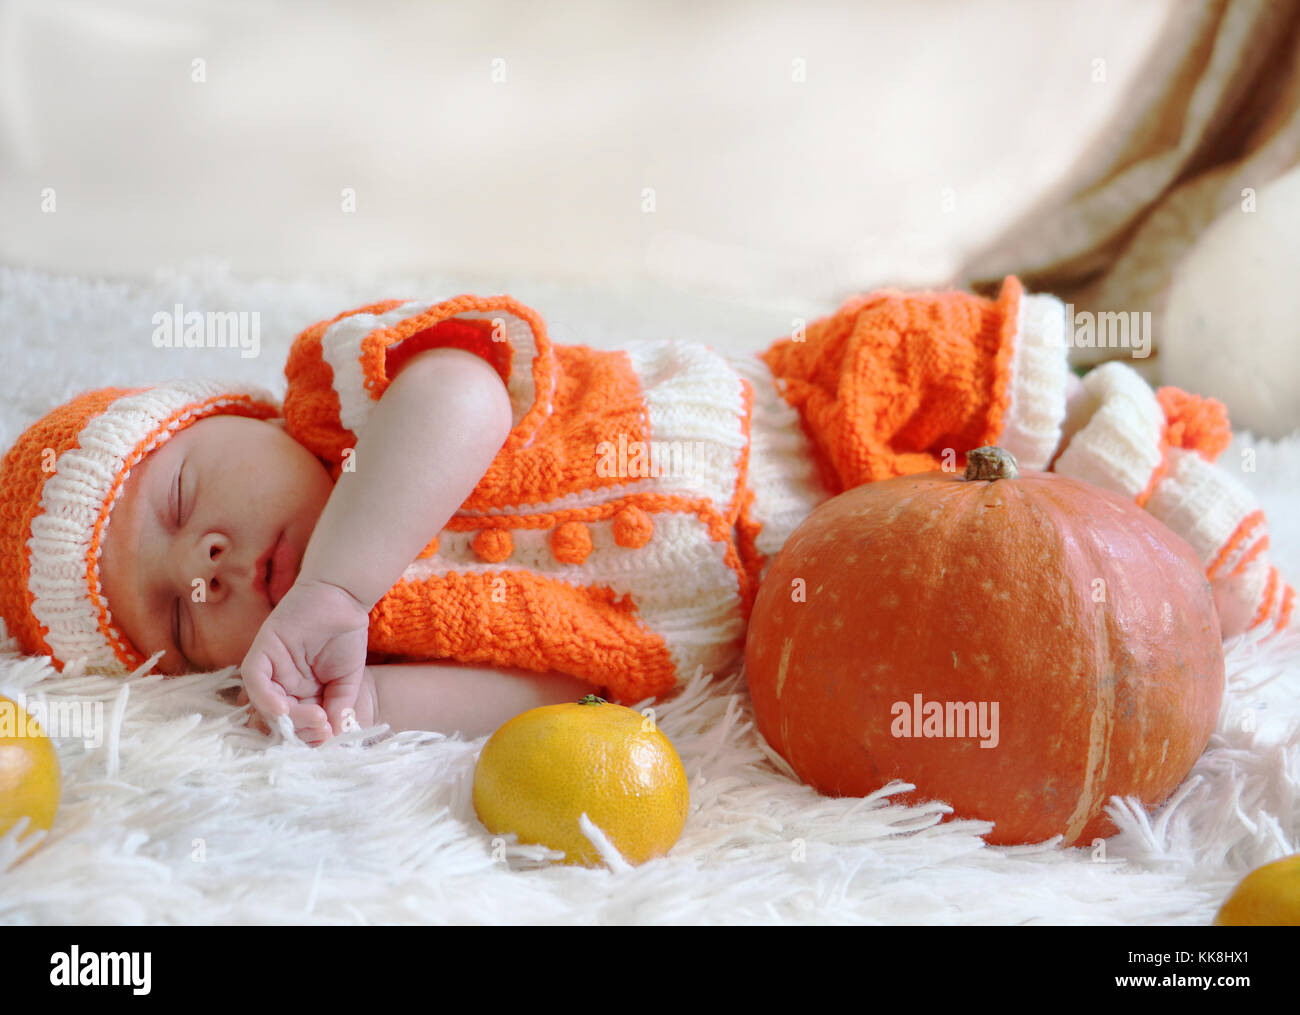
[0,381,281,675]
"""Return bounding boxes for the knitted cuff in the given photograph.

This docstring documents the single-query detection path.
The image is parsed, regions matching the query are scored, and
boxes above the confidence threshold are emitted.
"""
[291,295,556,452]
[1145,447,1294,638]
[1216,556,1296,638]
[997,292,1069,471]
[1051,361,1164,499]
[1053,364,1294,638]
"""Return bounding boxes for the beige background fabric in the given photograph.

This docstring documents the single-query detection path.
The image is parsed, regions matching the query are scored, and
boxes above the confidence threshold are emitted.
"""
[0,0,1171,309]
[5,1,1294,418]
[958,0,1300,377]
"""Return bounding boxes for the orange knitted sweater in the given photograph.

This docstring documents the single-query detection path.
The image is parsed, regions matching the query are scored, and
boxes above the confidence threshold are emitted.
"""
[283,295,776,705]
[279,279,1292,706]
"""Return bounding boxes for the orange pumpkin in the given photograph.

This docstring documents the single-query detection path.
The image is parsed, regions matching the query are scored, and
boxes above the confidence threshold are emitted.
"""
[744,446,1225,846]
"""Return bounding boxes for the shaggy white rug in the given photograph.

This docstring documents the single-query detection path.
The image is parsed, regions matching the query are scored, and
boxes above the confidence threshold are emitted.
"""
[1,263,1297,925]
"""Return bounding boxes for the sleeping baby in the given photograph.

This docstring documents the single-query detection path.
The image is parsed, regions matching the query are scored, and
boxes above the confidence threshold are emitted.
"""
[0,279,1291,746]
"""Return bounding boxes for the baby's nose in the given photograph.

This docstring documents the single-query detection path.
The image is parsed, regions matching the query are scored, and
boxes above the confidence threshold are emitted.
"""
[194,532,234,602]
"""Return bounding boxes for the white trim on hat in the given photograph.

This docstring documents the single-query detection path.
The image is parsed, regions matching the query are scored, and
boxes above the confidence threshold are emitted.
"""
[26,380,280,675]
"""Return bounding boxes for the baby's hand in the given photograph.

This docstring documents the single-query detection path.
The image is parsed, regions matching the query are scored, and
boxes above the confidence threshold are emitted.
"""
[239,578,371,739]
[237,666,377,745]
[235,683,331,744]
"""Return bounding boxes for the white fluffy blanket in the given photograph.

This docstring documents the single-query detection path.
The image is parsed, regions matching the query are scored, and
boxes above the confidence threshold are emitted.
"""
[2,264,1297,924]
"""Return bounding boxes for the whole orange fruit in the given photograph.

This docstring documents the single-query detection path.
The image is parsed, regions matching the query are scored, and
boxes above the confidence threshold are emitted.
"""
[1214,854,1300,925]
[0,694,61,860]
[472,694,689,867]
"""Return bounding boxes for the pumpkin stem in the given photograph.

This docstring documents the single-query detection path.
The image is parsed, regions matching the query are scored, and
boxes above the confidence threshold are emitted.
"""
[578,694,607,705]
[964,446,1019,481]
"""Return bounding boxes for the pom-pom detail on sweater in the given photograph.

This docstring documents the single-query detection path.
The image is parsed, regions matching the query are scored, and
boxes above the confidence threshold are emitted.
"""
[612,505,653,548]
[1157,386,1232,462]
[472,528,513,563]
[551,520,593,564]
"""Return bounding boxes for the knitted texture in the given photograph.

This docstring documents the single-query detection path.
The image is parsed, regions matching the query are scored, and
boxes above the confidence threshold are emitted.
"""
[283,294,799,704]
[282,279,1293,703]
[757,277,1291,641]
[3,277,1289,691]
[757,276,1023,492]
[1156,386,1233,462]
[0,381,282,674]
[1038,362,1291,639]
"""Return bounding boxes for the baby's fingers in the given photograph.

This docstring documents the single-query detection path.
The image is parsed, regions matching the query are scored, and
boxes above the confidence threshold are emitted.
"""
[321,670,364,737]
[240,645,295,723]
[288,700,331,748]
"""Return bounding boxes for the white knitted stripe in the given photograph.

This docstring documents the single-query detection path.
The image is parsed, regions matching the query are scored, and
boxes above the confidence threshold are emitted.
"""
[1052,361,1164,498]
[447,309,553,448]
[455,339,754,519]
[1214,555,1273,639]
[720,350,832,583]
[318,301,433,436]
[1144,447,1261,570]
[998,292,1068,470]
[396,511,747,685]
[27,381,280,674]
[619,340,750,511]
[1213,521,1268,582]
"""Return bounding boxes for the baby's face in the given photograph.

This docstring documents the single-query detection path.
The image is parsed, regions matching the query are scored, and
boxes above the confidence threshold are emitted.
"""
[99,415,334,676]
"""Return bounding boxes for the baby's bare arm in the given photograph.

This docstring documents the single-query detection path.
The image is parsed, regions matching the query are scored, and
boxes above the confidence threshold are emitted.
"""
[296,347,513,610]
[357,662,596,738]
